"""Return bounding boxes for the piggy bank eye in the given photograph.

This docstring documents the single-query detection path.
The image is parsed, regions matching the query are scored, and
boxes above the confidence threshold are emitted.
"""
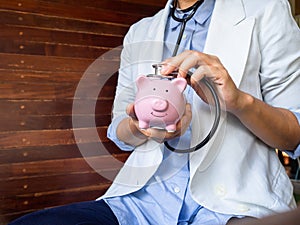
[165,89,169,92]
[153,88,156,91]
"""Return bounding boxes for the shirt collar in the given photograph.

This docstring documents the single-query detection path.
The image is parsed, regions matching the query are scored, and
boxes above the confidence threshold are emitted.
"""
[169,0,215,30]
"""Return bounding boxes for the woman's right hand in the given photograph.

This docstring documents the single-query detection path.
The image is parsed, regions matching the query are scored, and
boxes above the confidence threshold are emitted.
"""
[125,103,192,145]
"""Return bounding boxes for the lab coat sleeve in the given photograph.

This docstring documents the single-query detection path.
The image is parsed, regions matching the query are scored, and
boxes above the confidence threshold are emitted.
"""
[257,0,300,154]
[258,0,300,113]
[107,114,135,151]
[106,25,138,151]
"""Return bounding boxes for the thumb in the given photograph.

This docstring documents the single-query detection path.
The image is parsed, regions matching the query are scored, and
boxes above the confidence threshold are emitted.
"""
[126,103,137,119]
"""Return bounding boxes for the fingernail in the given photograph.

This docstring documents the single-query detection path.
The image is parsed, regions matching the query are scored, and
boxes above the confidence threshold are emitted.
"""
[160,66,168,74]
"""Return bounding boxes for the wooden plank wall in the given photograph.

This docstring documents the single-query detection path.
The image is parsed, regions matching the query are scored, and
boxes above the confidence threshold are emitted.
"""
[294,0,300,26]
[290,0,300,15]
[0,0,165,224]
[289,0,300,26]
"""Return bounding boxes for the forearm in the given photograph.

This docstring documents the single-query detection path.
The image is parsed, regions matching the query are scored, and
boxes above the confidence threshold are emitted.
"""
[116,117,148,147]
[231,91,300,150]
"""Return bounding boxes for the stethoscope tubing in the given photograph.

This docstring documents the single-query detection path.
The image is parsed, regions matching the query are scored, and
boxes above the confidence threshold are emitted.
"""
[164,0,221,153]
[164,72,221,153]
[171,0,204,56]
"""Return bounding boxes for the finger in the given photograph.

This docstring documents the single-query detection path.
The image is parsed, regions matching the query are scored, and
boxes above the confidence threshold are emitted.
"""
[161,104,193,141]
[177,53,202,77]
[146,128,168,143]
[189,65,210,82]
[160,59,179,75]
[160,51,196,76]
[126,103,137,119]
[178,104,192,132]
[161,51,207,78]
[185,103,192,119]
[178,51,224,80]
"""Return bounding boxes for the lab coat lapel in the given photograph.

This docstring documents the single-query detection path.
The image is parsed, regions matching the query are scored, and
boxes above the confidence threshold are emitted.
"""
[134,1,170,75]
[204,0,255,87]
[149,0,172,43]
[138,0,171,63]
[190,0,255,173]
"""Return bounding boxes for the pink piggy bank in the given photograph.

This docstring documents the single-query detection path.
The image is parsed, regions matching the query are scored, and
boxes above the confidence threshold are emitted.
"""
[134,75,187,132]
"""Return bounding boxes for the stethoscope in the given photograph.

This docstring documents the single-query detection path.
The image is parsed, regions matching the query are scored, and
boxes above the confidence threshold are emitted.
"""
[160,0,221,153]
[171,0,204,57]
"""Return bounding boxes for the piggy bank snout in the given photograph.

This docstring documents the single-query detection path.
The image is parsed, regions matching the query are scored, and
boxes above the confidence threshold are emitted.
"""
[151,99,168,111]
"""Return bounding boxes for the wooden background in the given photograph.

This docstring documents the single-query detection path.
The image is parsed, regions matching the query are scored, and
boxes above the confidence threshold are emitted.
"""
[0,0,165,223]
[290,0,300,26]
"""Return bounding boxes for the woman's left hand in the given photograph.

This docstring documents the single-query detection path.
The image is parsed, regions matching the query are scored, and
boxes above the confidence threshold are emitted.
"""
[160,50,244,114]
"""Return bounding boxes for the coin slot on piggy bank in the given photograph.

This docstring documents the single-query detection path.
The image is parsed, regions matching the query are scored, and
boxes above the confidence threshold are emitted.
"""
[134,67,187,132]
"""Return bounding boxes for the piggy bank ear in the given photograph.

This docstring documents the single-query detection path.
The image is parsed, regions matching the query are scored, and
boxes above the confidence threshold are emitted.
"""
[136,75,149,89]
[171,77,187,93]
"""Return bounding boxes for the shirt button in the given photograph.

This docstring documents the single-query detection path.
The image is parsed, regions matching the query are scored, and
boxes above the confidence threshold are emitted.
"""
[215,185,227,197]
[182,34,187,39]
[237,204,250,212]
[174,186,180,193]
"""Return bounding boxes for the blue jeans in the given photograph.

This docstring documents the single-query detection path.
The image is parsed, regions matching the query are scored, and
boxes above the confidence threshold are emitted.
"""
[8,200,119,225]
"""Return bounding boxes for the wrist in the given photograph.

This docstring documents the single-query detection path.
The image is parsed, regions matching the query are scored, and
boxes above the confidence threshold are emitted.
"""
[230,91,255,117]
[128,118,148,141]
[116,117,148,147]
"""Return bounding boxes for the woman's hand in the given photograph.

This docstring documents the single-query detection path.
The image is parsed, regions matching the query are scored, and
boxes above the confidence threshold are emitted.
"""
[160,50,247,114]
[126,102,192,144]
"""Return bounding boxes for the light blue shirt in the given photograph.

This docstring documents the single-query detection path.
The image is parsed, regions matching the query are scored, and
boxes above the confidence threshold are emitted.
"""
[104,0,300,224]
[163,0,214,59]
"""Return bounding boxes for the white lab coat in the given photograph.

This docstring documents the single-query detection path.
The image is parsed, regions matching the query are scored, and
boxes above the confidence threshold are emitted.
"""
[99,0,300,218]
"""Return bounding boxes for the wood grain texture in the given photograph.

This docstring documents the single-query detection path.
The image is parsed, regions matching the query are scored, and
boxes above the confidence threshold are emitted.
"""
[0,0,166,223]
